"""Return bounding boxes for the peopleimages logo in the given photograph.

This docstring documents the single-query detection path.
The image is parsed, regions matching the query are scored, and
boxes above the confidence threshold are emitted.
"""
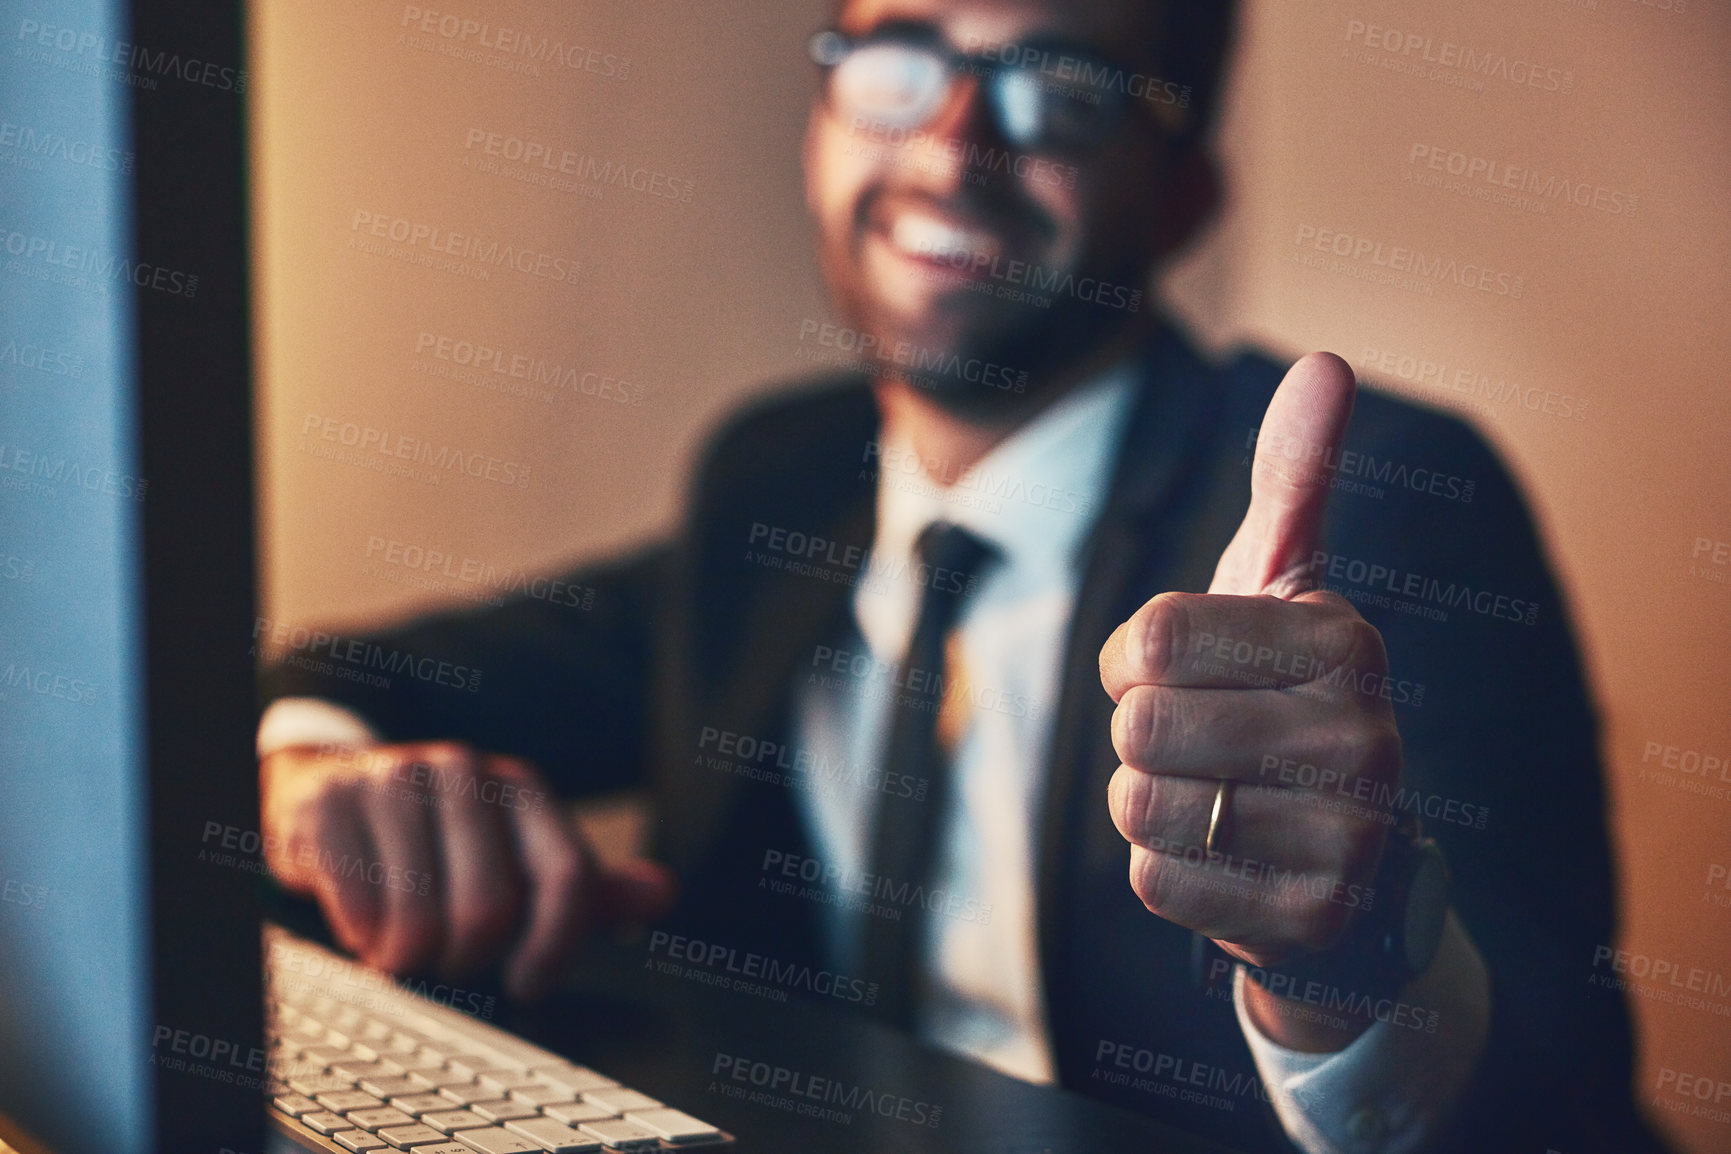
[798,320,1029,395]
[1355,346,1589,423]
[648,930,880,1006]
[348,209,581,286]
[1292,224,1526,299]
[914,242,1144,312]
[1342,19,1575,95]
[398,6,630,79]
[0,659,98,706]
[299,413,533,489]
[252,617,483,693]
[846,116,1079,191]
[0,120,133,174]
[1407,143,1636,218]
[1308,550,1540,627]
[1243,424,1476,504]
[0,440,147,502]
[0,223,199,298]
[712,1052,943,1128]
[759,848,994,925]
[0,337,84,379]
[958,35,1192,108]
[463,128,693,202]
[14,19,247,92]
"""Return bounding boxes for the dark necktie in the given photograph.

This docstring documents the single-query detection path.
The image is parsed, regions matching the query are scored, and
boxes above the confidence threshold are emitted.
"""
[863,521,998,1029]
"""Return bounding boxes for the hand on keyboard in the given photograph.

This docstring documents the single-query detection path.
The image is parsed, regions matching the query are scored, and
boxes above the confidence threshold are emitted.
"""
[261,741,676,999]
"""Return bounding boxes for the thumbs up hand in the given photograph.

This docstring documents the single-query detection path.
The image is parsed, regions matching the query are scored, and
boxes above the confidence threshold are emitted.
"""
[1098,353,1403,1004]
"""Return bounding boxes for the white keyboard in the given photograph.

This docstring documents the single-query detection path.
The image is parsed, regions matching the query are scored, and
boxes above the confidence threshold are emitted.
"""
[265,927,732,1153]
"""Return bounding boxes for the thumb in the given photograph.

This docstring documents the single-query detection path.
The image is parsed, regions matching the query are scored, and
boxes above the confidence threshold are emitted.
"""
[1211,351,1357,597]
[590,856,678,927]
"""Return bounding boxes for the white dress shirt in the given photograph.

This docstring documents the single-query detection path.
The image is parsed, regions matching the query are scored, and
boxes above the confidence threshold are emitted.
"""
[259,362,1490,1153]
[791,365,1142,1085]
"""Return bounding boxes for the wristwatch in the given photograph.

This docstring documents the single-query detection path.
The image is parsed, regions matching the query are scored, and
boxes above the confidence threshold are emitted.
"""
[1240,815,1451,1003]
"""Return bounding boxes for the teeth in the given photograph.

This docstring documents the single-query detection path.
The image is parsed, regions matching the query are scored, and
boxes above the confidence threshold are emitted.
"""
[890,211,1000,263]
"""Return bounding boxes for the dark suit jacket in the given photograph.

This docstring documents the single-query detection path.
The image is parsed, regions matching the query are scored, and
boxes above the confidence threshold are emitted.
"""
[263,323,1667,1153]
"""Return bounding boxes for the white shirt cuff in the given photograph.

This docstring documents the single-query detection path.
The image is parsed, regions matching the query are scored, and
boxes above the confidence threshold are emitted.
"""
[1232,911,1491,1153]
[256,697,382,760]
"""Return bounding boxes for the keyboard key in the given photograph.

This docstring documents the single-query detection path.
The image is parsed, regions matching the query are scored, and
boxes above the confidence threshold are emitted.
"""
[344,1106,416,1131]
[300,1111,354,1136]
[286,1022,325,1045]
[580,1088,660,1114]
[625,1108,723,1144]
[502,1116,603,1152]
[332,1059,407,1081]
[448,1055,521,1080]
[507,1083,575,1108]
[376,1123,453,1149]
[395,1052,451,1077]
[271,1049,318,1074]
[317,1090,384,1113]
[383,1033,424,1055]
[299,1045,354,1067]
[576,1118,662,1150]
[290,1073,358,1096]
[360,1075,434,1098]
[471,1099,540,1123]
[421,1109,493,1133]
[388,1093,455,1116]
[453,1129,544,1154]
[478,1073,549,1096]
[271,1094,321,1118]
[540,1102,615,1126]
[531,1066,616,1095]
[277,1061,335,1088]
[434,1079,493,1106]
[264,932,728,1150]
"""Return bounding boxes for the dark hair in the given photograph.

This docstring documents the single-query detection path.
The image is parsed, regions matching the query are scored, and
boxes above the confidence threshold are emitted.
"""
[1149,0,1239,143]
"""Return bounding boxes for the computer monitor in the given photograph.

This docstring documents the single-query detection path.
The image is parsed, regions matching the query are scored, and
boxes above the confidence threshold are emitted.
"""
[0,1,262,1150]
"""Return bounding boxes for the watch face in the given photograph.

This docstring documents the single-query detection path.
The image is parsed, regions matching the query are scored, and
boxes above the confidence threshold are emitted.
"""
[1403,844,1451,974]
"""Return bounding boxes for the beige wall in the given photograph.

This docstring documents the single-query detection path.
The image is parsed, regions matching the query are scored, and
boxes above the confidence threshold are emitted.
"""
[251,1,1730,1147]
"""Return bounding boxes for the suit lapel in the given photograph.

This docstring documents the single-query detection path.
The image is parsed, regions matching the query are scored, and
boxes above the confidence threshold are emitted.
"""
[661,392,880,882]
[1036,326,1240,1075]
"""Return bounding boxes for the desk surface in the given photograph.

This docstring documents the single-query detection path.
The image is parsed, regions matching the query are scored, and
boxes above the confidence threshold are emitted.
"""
[496,940,1245,1154]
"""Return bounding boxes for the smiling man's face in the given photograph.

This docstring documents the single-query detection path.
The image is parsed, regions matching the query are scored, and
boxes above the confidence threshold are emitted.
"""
[805,0,1188,412]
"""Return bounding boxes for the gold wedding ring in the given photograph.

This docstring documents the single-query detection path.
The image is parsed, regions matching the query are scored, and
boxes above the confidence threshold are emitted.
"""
[1206,779,1232,856]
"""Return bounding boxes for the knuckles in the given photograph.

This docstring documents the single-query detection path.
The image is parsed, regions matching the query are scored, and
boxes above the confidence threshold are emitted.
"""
[1331,718,1403,781]
[1111,685,1180,771]
[1338,816,1388,877]
[540,844,587,901]
[1338,614,1390,675]
[1129,592,1193,684]
[377,908,444,973]
[1289,895,1354,954]
[1127,843,1180,916]
[1108,764,1161,844]
[447,889,523,959]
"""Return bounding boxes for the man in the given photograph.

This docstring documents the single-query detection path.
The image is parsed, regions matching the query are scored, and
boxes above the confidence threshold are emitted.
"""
[257,0,1665,1149]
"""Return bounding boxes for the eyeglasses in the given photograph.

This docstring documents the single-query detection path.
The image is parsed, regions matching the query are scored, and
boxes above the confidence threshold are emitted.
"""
[809,27,1149,154]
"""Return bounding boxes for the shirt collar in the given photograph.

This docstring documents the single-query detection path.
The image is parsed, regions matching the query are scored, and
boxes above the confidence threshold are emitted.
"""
[868,360,1141,582]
